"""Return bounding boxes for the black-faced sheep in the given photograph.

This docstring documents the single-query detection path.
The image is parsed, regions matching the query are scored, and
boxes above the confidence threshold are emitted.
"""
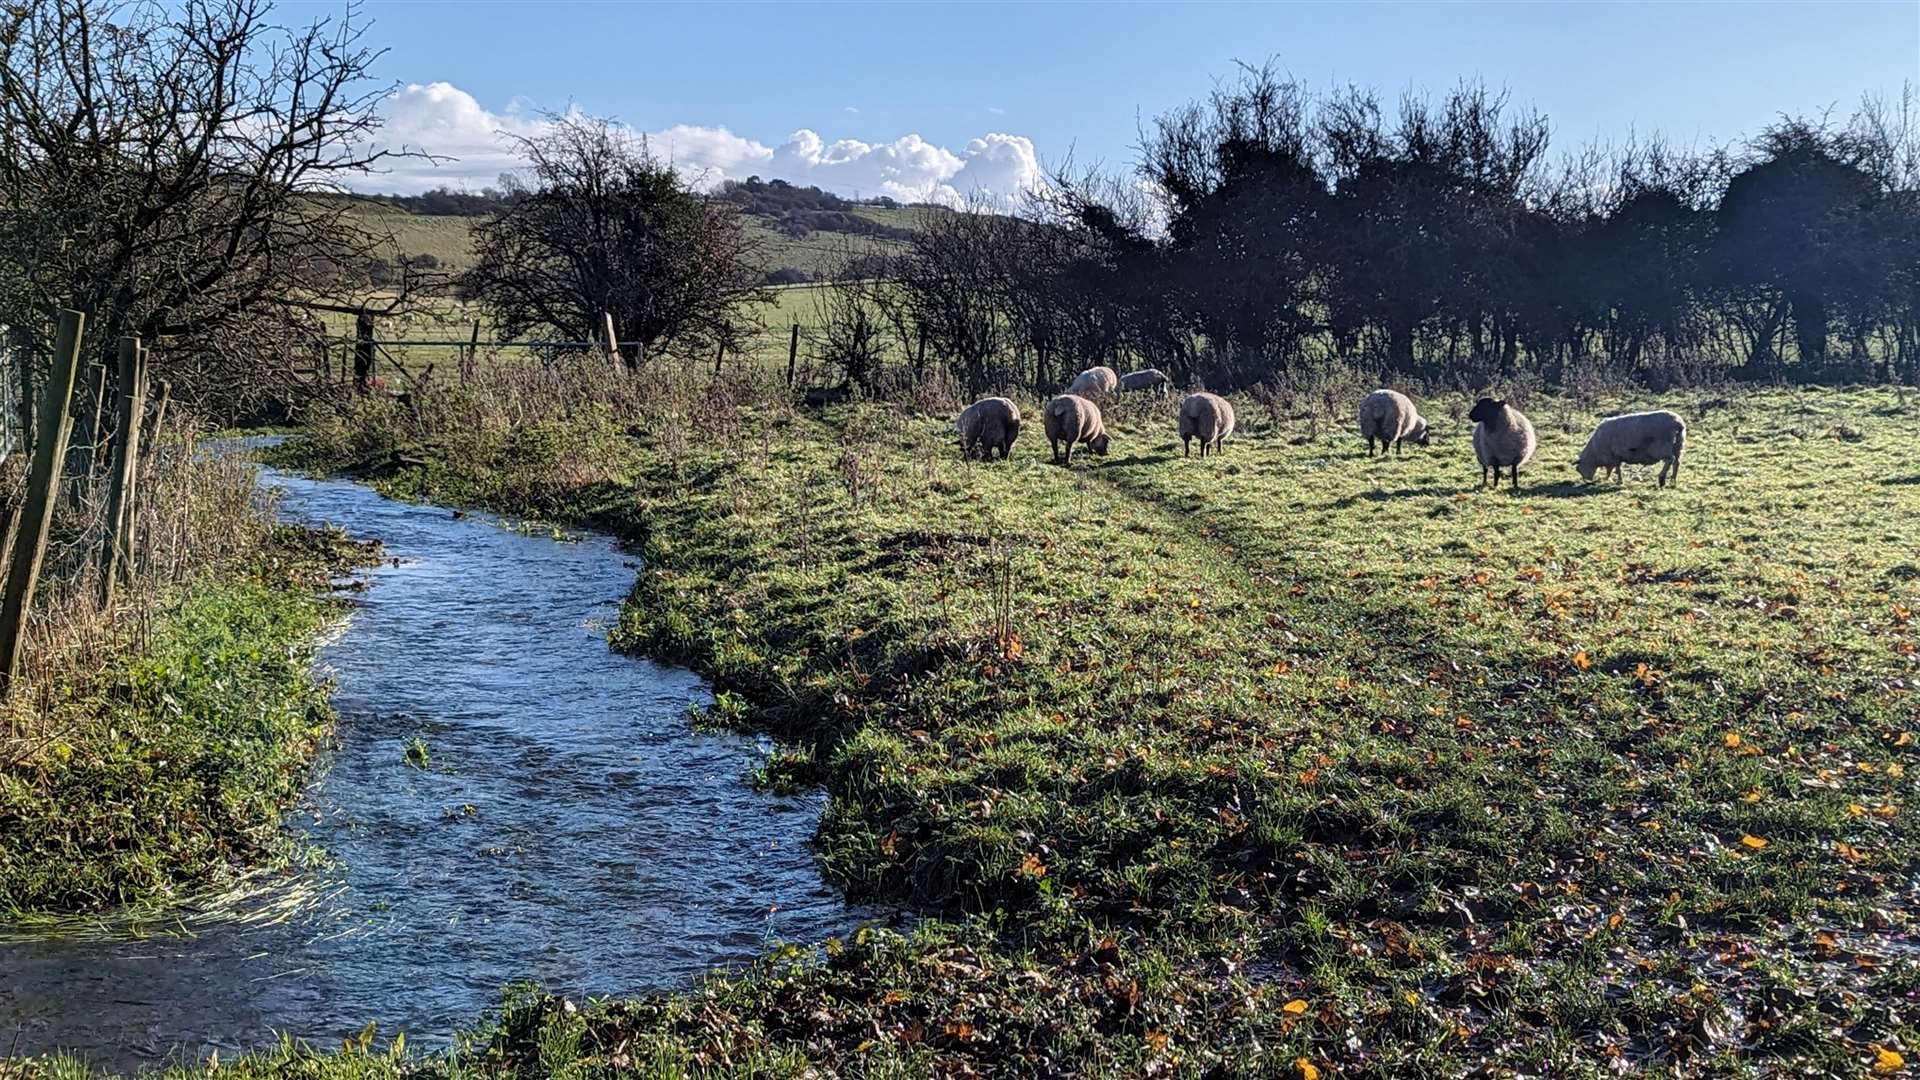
[1468,397,1537,490]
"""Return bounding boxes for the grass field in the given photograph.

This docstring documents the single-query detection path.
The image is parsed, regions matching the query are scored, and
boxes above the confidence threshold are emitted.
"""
[210,378,1920,1078]
[343,199,922,282]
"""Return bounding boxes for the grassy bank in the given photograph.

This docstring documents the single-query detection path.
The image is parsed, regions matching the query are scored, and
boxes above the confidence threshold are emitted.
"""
[1,516,378,918]
[173,380,1919,1076]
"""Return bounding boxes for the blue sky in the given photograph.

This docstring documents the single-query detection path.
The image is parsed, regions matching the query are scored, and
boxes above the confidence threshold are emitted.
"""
[320,0,1920,196]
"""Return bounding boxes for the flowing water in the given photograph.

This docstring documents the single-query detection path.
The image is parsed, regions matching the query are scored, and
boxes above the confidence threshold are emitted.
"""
[0,457,860,1069]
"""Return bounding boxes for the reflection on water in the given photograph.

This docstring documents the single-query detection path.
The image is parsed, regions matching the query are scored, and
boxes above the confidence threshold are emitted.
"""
[0,457,858,1069]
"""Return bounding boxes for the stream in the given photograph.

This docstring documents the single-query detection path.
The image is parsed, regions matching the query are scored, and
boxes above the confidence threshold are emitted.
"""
[0,455,860,1069]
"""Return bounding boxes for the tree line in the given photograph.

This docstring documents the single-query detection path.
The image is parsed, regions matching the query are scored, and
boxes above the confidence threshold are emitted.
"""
[3,0,1913,421]
[871,63,1920,395]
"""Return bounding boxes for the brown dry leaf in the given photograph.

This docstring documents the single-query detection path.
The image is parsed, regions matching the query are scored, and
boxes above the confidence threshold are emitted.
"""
[1571,650,1593,670]
[1145,1030,1169,1053]
[1723,732,1742,749]
[1872,1046,1904,1074]
[1282,999,1309,1015]
[1295,1059,1321,1080]
[1018,852,1048,878]
[1740,834,1769,850]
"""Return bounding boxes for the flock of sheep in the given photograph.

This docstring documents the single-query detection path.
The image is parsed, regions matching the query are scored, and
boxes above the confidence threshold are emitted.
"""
[956,365,1689,489]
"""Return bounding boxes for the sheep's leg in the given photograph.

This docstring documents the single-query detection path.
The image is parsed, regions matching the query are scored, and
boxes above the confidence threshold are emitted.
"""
[1183,436,1192,458]
[1393,438,1403,457]
[1050,438,1060,464]
[1366,436,1376,456]
[1483,465,1493,488]
[1063,441,1074,466]
[1510,466,1520,491]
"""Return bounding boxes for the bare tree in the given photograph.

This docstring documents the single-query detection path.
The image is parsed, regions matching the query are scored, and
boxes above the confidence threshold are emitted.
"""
[0,0,406,414]
[461,114,767,370]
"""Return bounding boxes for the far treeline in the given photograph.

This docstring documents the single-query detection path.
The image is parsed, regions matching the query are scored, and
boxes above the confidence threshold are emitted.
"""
[866,62,1920,395]
[457,62,1920,400]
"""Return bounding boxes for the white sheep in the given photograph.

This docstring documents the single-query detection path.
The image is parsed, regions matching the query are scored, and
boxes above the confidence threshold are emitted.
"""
[1064,365,1119,398]
[1357,389,1430,457]
[1178,392,1235,458]
[1468,397,1537,490]
[956,397,1022,462]
[1118,368,1172,395]
[1042,394,1111,465]
[1574,410,1686,486]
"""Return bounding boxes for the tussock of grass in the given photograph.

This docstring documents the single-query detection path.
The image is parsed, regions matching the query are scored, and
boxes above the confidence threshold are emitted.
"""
[150,382,1919,1077]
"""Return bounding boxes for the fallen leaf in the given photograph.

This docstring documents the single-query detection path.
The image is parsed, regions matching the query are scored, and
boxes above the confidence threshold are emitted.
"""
[1282,999,1309,1015]
[1872,1046,1904,1075]
[1740,834,1769,850]
[1296,1059,1321,1080]
[1571,650,1592,670]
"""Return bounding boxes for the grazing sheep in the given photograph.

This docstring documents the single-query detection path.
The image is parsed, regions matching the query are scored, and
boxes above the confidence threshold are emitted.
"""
[1574,409,1686,486]
[1178,392,1236,458]
[956,397,1022,461]
[1357,389,1430,457]
[1468,397,1537,490]
[1064,365,1119,398]
[1119,368,1172,395]
[1043,394,1111,465]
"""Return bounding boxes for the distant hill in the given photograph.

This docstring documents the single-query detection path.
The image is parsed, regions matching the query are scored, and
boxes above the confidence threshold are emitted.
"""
[342,180,933,285]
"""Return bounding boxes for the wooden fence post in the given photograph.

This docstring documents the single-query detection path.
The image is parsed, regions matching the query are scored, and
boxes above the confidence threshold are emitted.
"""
[603,312,622,371]
[98,336,149,608]
[464,320,482,382]
[785,323,800,388]
[353,308,376,392]
[1,309,86,695]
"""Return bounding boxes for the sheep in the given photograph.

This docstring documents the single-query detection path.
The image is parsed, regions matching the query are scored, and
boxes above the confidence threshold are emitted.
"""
[1042,394,1111,465]
[956,397,1022,462]
[1574,409,1686,486]
[1357,389,1430,457]
[1064,365,1119,398]
[1118,368,1172,395]
[1468,397,1538,490]
[1178,392,1236,458]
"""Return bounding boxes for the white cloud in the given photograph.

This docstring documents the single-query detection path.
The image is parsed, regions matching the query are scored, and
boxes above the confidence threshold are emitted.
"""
[349,82,1044,209]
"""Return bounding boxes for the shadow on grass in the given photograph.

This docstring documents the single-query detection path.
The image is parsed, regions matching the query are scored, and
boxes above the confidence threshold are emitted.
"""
[1881,474,1920,486]
[1520,480,1634,499]
[1323,485,1468,509]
